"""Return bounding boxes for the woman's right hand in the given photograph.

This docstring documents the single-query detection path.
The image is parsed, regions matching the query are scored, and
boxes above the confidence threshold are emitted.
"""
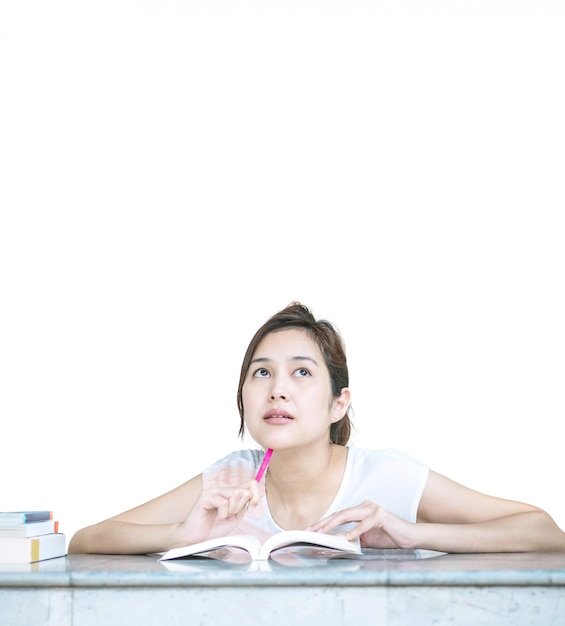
[172,479,261,547]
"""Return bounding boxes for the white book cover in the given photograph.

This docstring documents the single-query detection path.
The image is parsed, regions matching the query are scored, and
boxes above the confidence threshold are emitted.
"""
[0,533,66,563]
[159,530,361,562]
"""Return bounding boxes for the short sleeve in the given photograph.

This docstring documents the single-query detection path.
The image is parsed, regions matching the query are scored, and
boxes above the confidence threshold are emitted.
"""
[334,447,429,523]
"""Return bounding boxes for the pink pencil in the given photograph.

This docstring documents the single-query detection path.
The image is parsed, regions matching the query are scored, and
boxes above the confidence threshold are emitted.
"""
[255,448,273,482]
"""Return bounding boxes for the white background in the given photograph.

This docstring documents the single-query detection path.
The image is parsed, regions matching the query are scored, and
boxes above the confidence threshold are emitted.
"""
[1,1,564,545]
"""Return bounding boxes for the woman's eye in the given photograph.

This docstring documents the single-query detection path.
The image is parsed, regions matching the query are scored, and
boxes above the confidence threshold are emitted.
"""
[253,368,270,378]
[294,368,311,377]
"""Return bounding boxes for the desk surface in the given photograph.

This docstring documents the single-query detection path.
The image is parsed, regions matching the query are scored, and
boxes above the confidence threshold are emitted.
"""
[2,550,565,588]
[3,551,565,626]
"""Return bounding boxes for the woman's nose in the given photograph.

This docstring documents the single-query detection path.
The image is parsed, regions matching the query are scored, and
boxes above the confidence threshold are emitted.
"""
[269,377,288,400]
[270,391,288,400]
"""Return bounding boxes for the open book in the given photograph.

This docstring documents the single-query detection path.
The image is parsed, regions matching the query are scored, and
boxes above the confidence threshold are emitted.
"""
[158,530,362,562]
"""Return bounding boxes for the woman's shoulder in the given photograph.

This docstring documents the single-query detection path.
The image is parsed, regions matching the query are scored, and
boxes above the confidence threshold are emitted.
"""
[347,446,428,469]
[202,448,264,486]
[205,448,264,468]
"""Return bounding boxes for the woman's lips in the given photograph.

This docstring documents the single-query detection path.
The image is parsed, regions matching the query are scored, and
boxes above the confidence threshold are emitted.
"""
[264,410,294,424]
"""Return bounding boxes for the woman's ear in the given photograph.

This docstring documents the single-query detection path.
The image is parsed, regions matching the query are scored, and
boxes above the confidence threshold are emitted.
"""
[332,387,351,421]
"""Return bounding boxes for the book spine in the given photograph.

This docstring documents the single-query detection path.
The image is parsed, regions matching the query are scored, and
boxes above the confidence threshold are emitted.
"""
[0,511,53,524]
[0,533,66,563]
[0,520,59,537]
[31,537,40,562]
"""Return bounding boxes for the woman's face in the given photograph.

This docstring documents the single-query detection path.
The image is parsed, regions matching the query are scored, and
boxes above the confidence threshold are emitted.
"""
[241,328,349,450]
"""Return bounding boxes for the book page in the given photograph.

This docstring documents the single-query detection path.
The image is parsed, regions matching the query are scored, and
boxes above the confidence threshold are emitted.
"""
[259,530,362,560]
[159,531,362,562]
[159,534,262,561]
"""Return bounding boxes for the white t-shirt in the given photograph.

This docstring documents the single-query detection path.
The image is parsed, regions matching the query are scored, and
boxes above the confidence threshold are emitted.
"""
[202,447,429,541]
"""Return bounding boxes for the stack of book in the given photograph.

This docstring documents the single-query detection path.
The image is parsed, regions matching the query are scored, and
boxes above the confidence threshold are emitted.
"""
[0,510,66,563]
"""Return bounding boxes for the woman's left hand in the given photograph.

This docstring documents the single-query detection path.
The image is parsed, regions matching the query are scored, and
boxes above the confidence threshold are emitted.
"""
[308,500,417,549]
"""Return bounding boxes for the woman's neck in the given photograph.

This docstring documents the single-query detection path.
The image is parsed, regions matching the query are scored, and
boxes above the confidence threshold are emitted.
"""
[265,443,348,530]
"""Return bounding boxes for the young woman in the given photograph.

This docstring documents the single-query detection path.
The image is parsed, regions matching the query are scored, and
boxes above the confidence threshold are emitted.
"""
[68,302,565,555]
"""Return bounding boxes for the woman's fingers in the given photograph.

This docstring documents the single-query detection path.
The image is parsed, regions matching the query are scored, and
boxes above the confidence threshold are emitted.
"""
[310,501,416,549]
[201,482,259,519]
[309,501,382,538]
[247,479,261,510]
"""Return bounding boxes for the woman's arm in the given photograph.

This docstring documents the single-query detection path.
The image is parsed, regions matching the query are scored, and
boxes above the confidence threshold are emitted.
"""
[413,470,565,552]
[309,470,565,553]
[68,474,261,555]
[68,475,204,555]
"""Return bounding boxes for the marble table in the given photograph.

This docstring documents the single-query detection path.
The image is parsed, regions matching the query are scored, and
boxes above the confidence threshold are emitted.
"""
[1,550,565,625]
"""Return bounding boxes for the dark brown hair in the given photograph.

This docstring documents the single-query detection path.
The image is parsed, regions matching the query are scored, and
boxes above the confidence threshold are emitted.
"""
[237,302,353,445]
